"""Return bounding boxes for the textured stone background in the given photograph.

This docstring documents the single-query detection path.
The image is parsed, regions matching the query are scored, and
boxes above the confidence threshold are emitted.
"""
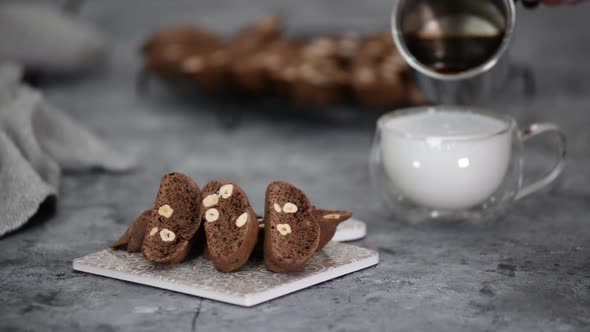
[1,1,589,331]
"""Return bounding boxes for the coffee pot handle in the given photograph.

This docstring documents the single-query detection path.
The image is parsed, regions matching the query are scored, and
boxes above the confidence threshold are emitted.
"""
[516,123,567,200]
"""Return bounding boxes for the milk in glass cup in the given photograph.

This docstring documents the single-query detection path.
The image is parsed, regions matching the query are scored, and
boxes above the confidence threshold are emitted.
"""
[369,106,566,224]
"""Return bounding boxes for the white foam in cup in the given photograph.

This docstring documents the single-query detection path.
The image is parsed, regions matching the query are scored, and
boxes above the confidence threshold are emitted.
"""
[380,109,512,210]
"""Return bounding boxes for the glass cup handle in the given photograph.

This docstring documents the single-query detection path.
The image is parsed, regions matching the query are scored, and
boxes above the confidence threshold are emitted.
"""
[516,123,567,200]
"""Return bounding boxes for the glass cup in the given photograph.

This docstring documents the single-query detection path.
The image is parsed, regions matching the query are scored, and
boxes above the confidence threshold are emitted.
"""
[369,106,566,224]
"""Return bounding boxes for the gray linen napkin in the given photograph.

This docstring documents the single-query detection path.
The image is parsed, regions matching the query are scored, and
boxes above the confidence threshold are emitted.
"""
[0,63,135,237]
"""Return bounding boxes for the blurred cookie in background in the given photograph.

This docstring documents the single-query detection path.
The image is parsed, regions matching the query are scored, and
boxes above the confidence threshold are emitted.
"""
[140,15,428,108]
[143,26,223,84]
[183,16,283,93]
[290,57,351,106]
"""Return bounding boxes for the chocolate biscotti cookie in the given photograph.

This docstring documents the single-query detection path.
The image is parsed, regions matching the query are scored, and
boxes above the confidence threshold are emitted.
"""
[229,16,283,57]
[300,36,360,64]
[290,57,351,106]
[351,59,405,107]
[183,16,282,93]
[142,173,202,264]
[181,47,231,93]
[112,209,151,253]
[201,180,258,272]
[142,26,220,55]
[351,33,407,107]
[231,40,291,95]
[266,39,306,96]
[252,207,350,258]
[142,26,222,79]
[227,16,284,94]
[285,36,362,106]
[312,207,352,251]
[263,181,320,273]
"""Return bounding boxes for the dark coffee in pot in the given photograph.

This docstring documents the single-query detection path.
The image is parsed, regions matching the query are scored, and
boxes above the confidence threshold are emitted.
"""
[404,33,504,74]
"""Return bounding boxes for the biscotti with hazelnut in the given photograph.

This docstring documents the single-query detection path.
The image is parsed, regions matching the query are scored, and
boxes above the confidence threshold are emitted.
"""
[112,209,151,253]
[287,37,356,106]
[142,26,222,79]
[229,16,283,57]
[142,172,202,264]
[263,181,320,273]
[289,57,351,106]
[142,26,221,55]
[252,207,350,258]
[351,33,407,107]
[312,207,352,251]
[201,180,259,272]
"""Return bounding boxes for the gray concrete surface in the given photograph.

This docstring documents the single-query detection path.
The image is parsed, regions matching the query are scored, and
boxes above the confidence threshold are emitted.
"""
[1,1,589,331]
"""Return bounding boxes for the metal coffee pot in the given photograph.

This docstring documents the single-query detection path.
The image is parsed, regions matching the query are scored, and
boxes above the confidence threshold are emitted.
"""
[391,0,518,104]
